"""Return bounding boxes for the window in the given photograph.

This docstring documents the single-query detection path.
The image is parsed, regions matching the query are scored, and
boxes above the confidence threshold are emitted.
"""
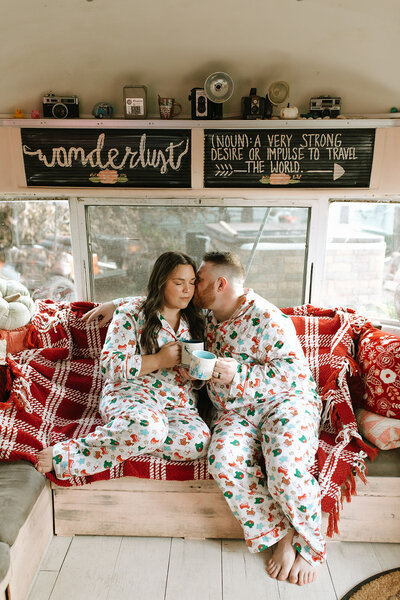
[2,197,399,328]
[0,199,75,301]
[85,202,311,307]
[321,201,400,322]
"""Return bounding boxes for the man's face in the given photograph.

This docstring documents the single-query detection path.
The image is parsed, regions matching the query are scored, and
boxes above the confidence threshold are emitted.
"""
[193,262,217,309]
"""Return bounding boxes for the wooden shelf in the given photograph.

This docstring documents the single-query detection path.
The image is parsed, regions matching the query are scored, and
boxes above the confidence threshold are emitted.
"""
[2,117,400,129]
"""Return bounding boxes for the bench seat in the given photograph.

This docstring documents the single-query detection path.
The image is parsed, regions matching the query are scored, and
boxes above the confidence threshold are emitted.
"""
[51,447,400,544]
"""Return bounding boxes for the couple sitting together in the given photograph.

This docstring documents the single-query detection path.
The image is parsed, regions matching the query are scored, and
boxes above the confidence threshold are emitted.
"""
[37,250,326,586]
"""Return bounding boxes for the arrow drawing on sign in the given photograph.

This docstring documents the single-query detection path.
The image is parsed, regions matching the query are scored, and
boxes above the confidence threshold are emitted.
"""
[215,164,233,177]
[307,163,345,181]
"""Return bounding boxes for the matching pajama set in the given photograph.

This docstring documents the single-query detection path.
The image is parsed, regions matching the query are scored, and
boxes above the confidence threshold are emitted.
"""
[206,289,326,565]
[51,297,210,479]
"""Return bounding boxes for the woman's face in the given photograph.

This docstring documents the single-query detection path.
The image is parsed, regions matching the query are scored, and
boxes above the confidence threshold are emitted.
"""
[162,264,196,311]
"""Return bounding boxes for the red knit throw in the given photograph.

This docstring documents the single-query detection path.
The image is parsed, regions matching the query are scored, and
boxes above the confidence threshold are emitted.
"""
[0,300,378,536]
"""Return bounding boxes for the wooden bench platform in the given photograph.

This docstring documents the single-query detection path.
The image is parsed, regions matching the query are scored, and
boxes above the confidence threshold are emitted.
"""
[51,449,400,543]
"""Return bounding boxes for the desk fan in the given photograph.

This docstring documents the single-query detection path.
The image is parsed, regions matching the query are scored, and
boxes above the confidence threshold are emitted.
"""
[265,81,290,118]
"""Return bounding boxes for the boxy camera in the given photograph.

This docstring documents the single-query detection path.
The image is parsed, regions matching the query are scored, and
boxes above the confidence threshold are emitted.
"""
[43,93,80,119]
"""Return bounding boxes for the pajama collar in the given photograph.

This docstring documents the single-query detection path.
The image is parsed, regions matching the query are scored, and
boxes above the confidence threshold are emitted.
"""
[206,288,256,330]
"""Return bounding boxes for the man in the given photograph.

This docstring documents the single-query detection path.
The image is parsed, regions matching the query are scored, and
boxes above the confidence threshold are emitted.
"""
[194,252,325,586]
[77,251,325,586]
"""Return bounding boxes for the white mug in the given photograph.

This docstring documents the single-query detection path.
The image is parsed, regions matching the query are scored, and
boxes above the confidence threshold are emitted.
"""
[179,340,204,367]
[189,350,217,380]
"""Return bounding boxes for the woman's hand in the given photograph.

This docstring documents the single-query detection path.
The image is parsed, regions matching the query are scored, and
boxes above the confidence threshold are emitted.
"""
[212,357,238,385]
[81,301,116,327]
[157,341,181,369]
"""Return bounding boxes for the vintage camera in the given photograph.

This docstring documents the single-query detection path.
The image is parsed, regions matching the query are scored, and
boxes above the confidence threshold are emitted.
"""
[241,88,266,119]
[188,88,222,120]
[43,93,80,119]
[309,96,341,118]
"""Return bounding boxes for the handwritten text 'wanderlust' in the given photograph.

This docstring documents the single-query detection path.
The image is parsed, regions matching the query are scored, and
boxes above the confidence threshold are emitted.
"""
[22,133,190,174]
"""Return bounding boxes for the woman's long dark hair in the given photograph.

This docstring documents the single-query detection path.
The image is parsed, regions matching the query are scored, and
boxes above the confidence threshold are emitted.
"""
[140,251,204,354]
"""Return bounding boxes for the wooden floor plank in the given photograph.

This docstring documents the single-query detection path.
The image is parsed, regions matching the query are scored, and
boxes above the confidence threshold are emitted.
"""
[106,537,171,600]
[277,561,337,600]
[326,541,380,599]
[165,538,222,600]
[222,540,279,599]
[28,536,400,600]
[49,536,122,600]
[40,536,72,572]
[372,542,400,570]
[27,572,58,600]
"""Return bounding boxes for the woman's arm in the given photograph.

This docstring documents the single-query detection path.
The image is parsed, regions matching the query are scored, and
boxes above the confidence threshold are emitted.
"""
[82,298,129,327]
[139,342,181,376]
[101,303,181,381]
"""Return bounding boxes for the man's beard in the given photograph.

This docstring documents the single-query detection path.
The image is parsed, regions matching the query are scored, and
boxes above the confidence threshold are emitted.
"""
[194,284,216,309]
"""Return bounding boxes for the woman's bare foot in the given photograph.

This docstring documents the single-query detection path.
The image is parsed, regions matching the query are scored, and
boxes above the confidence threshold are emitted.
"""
[36,447,54,474]
[266,529,296,581]
[289,553,320,585]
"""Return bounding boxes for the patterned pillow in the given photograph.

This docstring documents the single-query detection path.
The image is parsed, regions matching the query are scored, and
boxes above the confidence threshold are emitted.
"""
[0,324,34,355]
[356,326,400,418]
[356,407,400,450]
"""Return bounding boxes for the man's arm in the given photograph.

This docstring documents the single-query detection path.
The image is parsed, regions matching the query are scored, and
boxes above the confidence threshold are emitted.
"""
[214,313,311,405]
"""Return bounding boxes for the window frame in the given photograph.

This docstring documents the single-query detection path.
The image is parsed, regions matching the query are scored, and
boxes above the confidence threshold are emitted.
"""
[2,194,400,325]
[70,195,329,305]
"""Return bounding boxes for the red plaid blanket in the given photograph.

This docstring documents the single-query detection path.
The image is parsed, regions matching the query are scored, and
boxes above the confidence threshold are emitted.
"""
[0,301,377,536]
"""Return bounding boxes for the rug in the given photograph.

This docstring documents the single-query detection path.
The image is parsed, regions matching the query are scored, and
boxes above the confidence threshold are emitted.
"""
[341,568,400,600]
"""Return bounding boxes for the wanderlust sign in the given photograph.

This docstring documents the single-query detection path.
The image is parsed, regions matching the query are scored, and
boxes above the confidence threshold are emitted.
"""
[204,128,375,188]
[21,128,192,187]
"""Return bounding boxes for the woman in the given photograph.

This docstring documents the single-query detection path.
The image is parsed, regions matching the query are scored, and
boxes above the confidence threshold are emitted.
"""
[37,252,210,479]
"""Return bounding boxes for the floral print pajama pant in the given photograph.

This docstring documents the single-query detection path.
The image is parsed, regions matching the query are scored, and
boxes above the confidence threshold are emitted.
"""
[51,381,210,479]
[208,391,326,565]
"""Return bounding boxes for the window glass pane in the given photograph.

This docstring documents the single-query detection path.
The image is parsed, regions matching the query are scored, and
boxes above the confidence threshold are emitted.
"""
[0,200,75,301]
[87,204,310,307]
[321,201,400,322]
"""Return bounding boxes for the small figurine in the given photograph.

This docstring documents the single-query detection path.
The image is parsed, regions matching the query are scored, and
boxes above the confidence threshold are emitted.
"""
[280,104,299,119]
[31,110,40,119]
[13,109,24,119]
[92,102,114,118]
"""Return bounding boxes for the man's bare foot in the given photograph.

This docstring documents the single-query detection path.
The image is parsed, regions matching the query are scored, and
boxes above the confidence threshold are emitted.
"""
[36,447,54,474]
[266,529,296,581]
[289,553,320,585]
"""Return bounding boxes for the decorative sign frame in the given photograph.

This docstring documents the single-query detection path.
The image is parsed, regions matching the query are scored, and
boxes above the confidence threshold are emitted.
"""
[21,128,192,188]
[204,128,375,188]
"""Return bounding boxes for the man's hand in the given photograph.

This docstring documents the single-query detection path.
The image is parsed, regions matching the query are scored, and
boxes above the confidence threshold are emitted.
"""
[212,357,238,385]
[81,301,116,327]
[157,342,181,369]
[177,367,198,381]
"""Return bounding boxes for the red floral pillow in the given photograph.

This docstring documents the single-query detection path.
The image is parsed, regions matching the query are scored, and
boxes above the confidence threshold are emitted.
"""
[356,326,400,418]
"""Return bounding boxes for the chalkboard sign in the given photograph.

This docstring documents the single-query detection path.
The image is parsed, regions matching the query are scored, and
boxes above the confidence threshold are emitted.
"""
[21,129,191,188]
[204,128,375,188]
